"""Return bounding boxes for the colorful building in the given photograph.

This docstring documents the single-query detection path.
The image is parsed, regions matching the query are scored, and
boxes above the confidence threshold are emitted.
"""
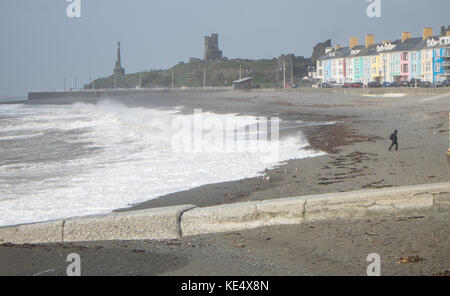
[434,35,450,83]
[316,26,450,85]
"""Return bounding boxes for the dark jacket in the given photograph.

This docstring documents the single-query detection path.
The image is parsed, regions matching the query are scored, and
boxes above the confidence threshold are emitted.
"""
[390,132,398,143]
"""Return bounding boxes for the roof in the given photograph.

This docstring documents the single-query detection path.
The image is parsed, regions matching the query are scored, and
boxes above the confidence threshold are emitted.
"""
[412,36,441,51]
[318,47,350,61]
[387,37,423,53]
[233,77,253,84]
[355,44,381,57]
[434,36,450,49]
[316,35,448,60]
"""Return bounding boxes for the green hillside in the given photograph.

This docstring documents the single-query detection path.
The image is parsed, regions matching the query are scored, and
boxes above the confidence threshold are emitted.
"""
[85,57,312,89]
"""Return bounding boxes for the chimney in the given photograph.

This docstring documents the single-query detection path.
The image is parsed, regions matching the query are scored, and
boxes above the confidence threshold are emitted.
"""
[401,32,411,42]
[423,27,433,40]
[350,37,359,49]
[365,34,375,48]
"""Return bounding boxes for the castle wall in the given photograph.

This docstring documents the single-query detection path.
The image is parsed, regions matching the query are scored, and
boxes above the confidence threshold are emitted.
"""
[204,34,223,61]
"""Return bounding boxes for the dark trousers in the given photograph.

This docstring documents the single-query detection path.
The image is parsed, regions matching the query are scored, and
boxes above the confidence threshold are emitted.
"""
[389,142,398,151]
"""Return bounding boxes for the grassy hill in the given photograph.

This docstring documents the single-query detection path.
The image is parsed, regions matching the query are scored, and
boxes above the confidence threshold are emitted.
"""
[85,57,312,89]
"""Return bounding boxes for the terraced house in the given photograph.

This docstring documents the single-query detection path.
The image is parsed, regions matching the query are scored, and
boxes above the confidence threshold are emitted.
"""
[378,40,400,83]
[316,26,450,85]
[434,35,450,83]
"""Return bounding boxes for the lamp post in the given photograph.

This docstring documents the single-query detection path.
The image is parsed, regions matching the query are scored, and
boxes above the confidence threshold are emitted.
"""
[203,66,206,90]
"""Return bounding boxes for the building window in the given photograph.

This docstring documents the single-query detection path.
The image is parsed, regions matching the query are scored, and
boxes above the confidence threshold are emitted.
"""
[402,64,409,73]
[402,52,408,61]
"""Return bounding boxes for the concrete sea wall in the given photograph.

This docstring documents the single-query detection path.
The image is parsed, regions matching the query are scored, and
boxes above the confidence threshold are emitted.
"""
[27,87,450,101]
[1,182,449,244]
[27,88,233,100]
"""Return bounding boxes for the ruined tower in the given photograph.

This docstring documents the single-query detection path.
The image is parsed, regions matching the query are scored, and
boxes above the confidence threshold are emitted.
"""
[113,41,125,76]
[441,25,450,36]
[204,34,223,61]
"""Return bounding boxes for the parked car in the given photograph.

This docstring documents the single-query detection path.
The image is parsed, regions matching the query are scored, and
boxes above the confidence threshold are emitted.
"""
[331,82,344,88]
[382,82,393,88]
[342,83,351,88]
[390,82,403,87]
[436,79,450,88]
[351,82,363,88]
[321,82,332,88]
[419,81,432,88]
[368,81,382,88]
[409,78,421,87]
[444,80,450,87]
[399,80,410,87]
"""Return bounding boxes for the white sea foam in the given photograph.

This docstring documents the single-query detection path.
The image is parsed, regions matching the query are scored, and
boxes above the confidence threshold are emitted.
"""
[0,100,325,226]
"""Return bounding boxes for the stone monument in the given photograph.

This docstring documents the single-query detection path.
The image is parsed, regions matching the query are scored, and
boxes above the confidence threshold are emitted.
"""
[114,41,125,76]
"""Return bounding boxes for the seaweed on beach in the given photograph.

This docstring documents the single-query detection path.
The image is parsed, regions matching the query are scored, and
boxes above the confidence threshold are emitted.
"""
[397,256,424,264]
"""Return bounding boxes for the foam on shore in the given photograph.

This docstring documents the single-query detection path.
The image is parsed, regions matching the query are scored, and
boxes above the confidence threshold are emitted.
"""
[0,100,324,226]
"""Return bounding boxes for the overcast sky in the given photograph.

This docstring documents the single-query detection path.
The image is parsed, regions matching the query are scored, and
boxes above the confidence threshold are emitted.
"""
[1,0,449,96]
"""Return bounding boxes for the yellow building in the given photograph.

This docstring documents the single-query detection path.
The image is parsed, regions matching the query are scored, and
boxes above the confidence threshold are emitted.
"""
[377,42,398,83]
[420,28,438,82]
[370,53,381,82]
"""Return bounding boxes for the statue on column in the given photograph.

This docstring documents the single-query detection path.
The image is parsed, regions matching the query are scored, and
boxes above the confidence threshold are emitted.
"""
[113,41,125,76]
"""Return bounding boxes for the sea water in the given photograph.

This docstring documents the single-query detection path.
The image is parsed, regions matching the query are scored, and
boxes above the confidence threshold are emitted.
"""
[0,100,325,226]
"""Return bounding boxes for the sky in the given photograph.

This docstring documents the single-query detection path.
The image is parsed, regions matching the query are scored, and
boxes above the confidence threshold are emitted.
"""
[1,0,450,96]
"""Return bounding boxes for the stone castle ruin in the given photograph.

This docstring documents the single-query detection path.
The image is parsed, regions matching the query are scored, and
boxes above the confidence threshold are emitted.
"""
[442,25,450,36]
[204,34,223,61]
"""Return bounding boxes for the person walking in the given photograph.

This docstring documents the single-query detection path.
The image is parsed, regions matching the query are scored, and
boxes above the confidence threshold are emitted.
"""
[389,130,398,151]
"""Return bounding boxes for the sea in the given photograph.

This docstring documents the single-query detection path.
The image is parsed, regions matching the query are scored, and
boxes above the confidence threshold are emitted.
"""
[0,96,326,227]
